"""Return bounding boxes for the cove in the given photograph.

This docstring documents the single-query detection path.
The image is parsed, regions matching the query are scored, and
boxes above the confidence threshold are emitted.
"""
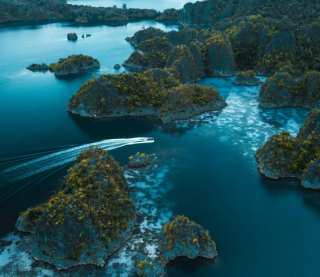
[1,11,320,277]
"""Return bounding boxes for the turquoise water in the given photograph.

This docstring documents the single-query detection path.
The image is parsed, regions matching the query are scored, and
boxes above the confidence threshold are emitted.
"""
[1,13,320,277]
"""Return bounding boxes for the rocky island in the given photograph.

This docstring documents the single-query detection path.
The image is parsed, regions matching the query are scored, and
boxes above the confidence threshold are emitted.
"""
[258,68,320,109]
[26,63,49,71]
[67,69,227,123]
[234,70,262,86]
[42,55,100,76]
[135,215,217,277]
[256,101,320,189]
[15,147,136,269]
[127,152,150,168]
[67,33,78,40]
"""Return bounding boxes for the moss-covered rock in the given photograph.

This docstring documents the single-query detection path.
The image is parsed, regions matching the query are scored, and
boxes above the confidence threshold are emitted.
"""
[134,215,217,277]
[67,33,78,40]
[155,8,180,22]
[48,55,100,76]
[161,215,216,260]
[26,63,49,70]
[16,147,136,269]
[234,70,262,86]
[166,44,204,83]
[256,105,320,189]
[67,70,226,124]
[127,153,150,168]
[258,70,320,109]
[201,32,235,76]
[135,253,164,277]
[123,37,172,69]
[130,27,165,47]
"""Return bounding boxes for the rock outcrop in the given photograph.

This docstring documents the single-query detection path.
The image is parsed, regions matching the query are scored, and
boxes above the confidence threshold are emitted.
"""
[155,8,180,22]
[166,44,204,83]
[114,64,121,69]
[67,33,78,40]
[177,0,319,27]
[123,37,172,70]
[127,153,150,168]
[67,70,227,124]
[201,34,235,76]
[256,103,320,189]
[27,63,49,70]
[49,55,100,76]
[134,215,217,277]
[15,147,136,269]
[258,70,320,109]
[234,71,262,86]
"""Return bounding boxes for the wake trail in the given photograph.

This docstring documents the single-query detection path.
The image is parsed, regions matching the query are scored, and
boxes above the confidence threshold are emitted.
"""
[0,137,153,184]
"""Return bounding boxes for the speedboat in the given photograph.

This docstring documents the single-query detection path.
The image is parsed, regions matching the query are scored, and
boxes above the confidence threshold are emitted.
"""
[147,137,154,141]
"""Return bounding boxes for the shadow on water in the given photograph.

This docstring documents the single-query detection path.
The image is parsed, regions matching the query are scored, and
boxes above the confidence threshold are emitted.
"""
[69,108,224,139]
[54,70,101,81]
[166,256,216,275]
[260,174,320,218]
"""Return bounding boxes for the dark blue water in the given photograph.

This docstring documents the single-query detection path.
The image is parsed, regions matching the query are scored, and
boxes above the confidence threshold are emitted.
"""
[1,13,320,277]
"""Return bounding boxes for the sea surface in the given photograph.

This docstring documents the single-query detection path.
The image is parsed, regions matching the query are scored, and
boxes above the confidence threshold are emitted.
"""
[1,7,320,277]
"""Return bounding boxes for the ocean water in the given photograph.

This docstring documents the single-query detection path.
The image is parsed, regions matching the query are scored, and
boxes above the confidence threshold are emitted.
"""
[1,10,320,277]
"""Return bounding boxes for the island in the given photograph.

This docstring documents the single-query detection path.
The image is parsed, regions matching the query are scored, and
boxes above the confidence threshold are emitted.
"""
[258,68,320,109]
[256,101,320,189]
[26,63,49,71]
[27,55,100,76]
[234,70,262,86]
[67,69,227,124]
[135,215,217,277]
[0,0,159,25]
[15,147,136,269]
[67,33,78,40]
[127,152,150,168]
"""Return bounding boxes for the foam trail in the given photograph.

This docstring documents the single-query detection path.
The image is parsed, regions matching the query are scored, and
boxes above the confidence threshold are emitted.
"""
[1,137,153,183]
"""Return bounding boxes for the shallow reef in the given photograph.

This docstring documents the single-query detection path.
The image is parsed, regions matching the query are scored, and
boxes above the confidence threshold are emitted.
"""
[15,147,136,269]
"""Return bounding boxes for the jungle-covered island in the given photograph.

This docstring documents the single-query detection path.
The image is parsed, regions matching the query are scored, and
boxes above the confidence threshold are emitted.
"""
[15,147,136,269]
[67,69,227,124]
[0,0,159,25]
[27,55,100,76]
[135,215,217,277]
[256,101,320,189]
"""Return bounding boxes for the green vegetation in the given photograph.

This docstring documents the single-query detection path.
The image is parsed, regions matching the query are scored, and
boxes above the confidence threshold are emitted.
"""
[18,147,135,263]
[200,32,234,74]
[237,70,255,78]
[155,8,180,21]
[257,106,320,177]
[49,54,99,73]
[68,70,224,121]
[126,37,172,68]
[0,0,158,24]
[163,215,215,252]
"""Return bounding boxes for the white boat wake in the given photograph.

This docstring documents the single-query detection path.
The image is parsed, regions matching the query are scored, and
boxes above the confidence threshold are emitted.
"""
[1,137,153,183]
